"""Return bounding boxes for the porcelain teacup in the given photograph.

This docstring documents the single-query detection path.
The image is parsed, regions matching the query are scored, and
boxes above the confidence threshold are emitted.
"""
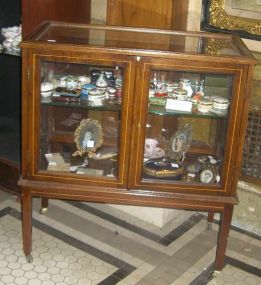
[144,138,159,157]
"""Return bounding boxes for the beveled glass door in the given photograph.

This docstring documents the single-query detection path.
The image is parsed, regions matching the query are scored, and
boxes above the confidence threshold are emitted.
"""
[30,53,134,187]
[130,59,242,193]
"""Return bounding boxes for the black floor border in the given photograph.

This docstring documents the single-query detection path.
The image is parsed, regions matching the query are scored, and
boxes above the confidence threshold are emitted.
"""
[225,256,261,277]
[189,262,215,285]
[211,214,261,241]
[0,207,136,285]
[0,206,12,217]
[66,201,203,246]
[228,223,261,241]
[159,214,203,245]
[67,202,261,246]
[189,255,261,285]
[66,201,162,242]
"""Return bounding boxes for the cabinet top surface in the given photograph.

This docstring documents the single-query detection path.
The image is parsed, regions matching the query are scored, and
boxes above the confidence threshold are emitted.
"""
[22,21,255,62]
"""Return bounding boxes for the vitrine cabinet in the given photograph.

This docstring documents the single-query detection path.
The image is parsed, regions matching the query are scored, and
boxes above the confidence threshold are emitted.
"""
[20,22,256,271]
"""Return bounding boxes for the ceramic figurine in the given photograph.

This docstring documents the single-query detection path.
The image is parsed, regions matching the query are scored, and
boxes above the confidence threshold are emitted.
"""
[180,78,193,97]
[96,72,108,89]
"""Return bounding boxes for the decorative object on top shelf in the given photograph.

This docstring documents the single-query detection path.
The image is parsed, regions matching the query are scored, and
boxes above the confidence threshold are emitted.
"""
[197,97,214,113]
[148,70,231,117]
[44,67,122,106]
[201,0,261,41]
[95,72,109,90]
[73,119,103,157]
[179,78,193,97]
[40,82,55,100]
[167,124,192,162]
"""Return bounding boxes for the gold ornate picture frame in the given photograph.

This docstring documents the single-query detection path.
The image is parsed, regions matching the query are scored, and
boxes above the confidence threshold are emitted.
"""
[201,0,261,40]
[73,118,103,157]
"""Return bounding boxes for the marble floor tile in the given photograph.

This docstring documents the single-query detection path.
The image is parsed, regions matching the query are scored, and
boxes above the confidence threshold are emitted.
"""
[0,191,260,285]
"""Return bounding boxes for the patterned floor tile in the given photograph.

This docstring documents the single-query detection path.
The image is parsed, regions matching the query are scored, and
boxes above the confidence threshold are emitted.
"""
[0,191,260,285]
[0,207,136,285]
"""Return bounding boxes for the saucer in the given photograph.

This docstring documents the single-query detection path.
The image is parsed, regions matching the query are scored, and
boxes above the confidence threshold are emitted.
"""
[144,147,165,159]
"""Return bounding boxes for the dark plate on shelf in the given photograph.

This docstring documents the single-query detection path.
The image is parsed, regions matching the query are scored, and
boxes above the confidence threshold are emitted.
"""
[143,158,184,178]
[54,87,81,97]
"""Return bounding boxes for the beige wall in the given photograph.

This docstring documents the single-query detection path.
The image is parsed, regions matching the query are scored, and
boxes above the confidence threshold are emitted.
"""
[91,0,261,52]
[187,0,261,52]
[91,0,107,24]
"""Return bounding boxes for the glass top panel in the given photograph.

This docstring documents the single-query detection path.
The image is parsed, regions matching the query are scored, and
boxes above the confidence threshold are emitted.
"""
[32,23,242,56]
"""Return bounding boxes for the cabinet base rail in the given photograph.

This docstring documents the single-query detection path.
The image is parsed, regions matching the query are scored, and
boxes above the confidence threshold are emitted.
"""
[21,184,235,272]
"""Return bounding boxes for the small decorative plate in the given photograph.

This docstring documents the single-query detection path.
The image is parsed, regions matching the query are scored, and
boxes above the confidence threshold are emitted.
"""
[143,159,183,178]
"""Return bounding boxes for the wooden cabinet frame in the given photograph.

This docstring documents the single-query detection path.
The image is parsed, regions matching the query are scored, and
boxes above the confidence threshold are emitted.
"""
[19,22,256,272]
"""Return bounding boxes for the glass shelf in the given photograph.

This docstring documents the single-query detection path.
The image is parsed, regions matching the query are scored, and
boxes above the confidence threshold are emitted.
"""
[148,104,228,119]
[41,97,122,112]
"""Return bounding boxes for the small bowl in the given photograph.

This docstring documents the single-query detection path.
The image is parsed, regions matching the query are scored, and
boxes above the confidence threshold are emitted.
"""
[41,82,55,98]
[198,98,213,113]
[81,83,96,96]
[212,96,229,110]
[78,76,91,87]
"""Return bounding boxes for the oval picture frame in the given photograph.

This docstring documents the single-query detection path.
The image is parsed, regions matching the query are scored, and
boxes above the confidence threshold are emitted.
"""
[73,118,103,157]
[167,124,192,162]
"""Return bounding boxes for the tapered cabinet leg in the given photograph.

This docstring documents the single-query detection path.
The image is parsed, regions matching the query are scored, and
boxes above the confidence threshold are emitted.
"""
[21,188,33,262]
[214,205,234,271]
[40,198,49,214]
[207,212,214,230]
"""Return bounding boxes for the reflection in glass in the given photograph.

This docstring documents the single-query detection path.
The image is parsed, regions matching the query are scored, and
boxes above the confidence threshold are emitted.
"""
[39,61,124,179]
[142,69,233,186]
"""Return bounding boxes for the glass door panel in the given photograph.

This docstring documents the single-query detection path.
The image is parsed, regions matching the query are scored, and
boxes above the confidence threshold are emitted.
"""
[39,60,124,180]
[142,69,233,186]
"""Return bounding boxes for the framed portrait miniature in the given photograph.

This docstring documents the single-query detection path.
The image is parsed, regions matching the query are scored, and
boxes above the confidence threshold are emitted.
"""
[73,118,103,157]
[167,124,192,162]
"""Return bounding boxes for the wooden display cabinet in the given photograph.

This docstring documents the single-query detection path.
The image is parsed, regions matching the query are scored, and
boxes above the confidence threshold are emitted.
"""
[20,22,256,271]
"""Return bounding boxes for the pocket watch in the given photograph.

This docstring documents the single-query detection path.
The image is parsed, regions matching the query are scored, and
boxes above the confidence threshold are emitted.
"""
[199,162,219,184]
[200,166,216,184]
[198,156,219,184]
